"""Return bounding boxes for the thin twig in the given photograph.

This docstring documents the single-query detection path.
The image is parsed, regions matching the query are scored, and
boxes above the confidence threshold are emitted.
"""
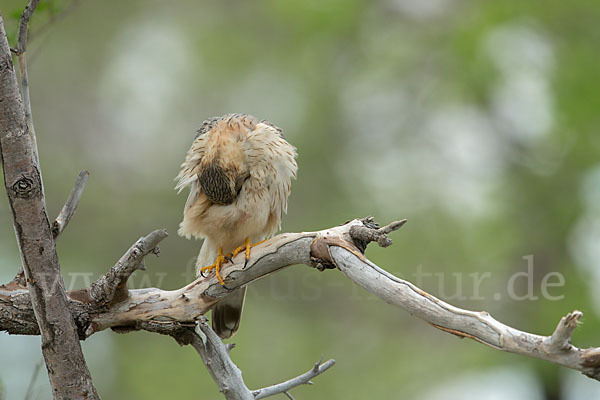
[16,0,41,53]
[349,217,407,250]
[16,0,42,177]
[52,170,89,239]
[378,219,408,235]
[87,230,168,306]
[252,357,336,399]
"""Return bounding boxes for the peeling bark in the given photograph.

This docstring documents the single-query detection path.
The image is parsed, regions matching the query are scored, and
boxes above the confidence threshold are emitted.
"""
[1,217,599,382]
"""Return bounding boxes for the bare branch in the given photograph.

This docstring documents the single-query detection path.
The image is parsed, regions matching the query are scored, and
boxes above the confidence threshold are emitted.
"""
[52,170,89,238]
[252,357,336,399]
[192,320,254,400]
[143,319,333,400]
[88,229,167,304]
[325,243,600,381]
[283,392,294,400]
[349,216,407,250]
[82,229,168,325]
[16,0,42,169]
[16,0,41,53]
[134,320,255,400]
[2,218,600,384]
[545,310,583,352]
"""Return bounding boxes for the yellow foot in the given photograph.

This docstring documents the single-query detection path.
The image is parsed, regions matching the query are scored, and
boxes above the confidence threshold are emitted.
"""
[200,247,227,285]
[231,237,267,266]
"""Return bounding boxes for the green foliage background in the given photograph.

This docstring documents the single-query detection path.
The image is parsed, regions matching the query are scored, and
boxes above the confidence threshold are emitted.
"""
[1,0,599,398]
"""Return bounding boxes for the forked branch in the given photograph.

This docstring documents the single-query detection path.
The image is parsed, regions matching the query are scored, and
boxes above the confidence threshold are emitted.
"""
[252,356,336,399]
[132,319,335,400]
[1,218,599,384]
[0,7,99,398]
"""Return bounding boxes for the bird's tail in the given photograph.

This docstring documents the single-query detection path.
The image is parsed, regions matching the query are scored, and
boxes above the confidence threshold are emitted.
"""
[197,239,247,339]
[211,287,246,339]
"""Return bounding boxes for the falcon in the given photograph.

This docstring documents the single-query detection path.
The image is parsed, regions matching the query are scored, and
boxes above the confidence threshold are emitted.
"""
[175,114,298,339]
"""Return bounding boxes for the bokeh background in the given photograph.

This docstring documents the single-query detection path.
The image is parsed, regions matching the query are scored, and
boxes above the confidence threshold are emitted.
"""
[1,0,600,398]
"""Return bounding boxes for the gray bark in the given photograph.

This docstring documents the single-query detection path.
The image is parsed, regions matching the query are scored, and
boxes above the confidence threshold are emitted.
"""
[1,217,599,382]
[0,11,99,399]
[51,170,89,238]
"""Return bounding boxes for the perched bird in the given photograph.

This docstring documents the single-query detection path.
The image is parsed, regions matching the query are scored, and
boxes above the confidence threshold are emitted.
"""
[175,114,298,339]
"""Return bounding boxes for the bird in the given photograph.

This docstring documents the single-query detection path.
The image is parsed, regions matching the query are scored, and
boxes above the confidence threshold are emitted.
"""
[175,113,298,339]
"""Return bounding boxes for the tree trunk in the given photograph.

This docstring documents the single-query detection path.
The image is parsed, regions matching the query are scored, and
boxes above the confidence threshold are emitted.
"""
[0,12,99,400]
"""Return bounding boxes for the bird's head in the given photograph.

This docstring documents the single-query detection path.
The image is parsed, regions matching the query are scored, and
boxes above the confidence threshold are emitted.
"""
[192,114,253,205]
[176,113,295,209]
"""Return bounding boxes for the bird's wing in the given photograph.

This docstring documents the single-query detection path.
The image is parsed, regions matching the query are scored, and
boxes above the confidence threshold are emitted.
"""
[175,132,207,194]
[183,180,200,213]
[245,121,298,235]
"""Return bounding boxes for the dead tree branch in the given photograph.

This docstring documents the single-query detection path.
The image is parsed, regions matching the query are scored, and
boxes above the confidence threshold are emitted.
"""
[16,0,40,54]
[0,10,99,399]
[1,1,596,398]
[15,0,41,168]
[131,319,257,400]
[324,220,600,381]
[252,356,336,399]
[52,169,89,238]
[88,229,167,304]
[192,320,254,400]
[132,319,334,400]
[1,217,599,384]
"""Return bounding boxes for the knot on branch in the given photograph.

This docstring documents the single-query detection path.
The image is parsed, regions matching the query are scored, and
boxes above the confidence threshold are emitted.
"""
[349,217,407,253]
[582,349,600,380]
[309,217,406,270]
[12,175,38,199]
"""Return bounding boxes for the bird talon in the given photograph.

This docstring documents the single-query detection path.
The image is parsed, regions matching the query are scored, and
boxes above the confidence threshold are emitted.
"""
[200,247,227,285]
[231,238,249,258]
[202,239,269,285]
[177,114,297,339]
[231,237,268,269]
